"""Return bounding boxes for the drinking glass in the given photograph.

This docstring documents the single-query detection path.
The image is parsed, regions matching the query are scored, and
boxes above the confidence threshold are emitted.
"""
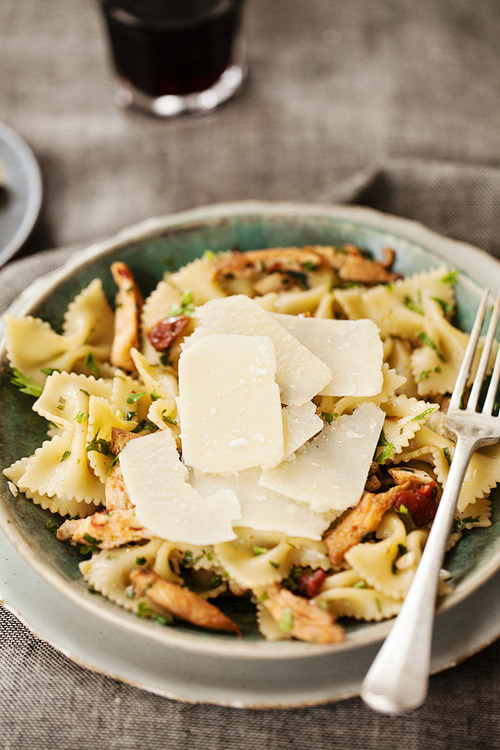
[98,0,248,117]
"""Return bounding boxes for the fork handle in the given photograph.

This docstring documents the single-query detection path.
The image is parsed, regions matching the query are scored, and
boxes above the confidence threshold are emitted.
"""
[361,435,478,714]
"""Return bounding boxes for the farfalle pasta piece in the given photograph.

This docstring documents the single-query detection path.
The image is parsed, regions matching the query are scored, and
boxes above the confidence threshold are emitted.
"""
[345,511,429,600]
[385,337,419,398]
[62,278,114,358]
[335,265,456,340]
[255,284,330,315]
[410,315,469,396]
[15,428,105,508]
[380,395,439,458]
[313,569,403,621]
[317,364,406,418]
[3,456,94,518]
[169,256,227,304]
[79,539,176,612]
[5,315,97,387]
[456,496,492,528]
[215,529,296,589]
[33,371,112,429]
[110,371,152,423]
[140,277,183,363]
[86,396,134,480]
[130,348,178,406]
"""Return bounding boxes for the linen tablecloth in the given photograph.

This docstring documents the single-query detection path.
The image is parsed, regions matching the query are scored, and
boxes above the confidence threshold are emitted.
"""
[1,1,500,747]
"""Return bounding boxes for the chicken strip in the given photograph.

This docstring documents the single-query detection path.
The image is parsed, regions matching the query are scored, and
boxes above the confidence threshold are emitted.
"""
[105,464,133,510]
[324,474,436,566]
[324,482,413,566]
[57,509,154,549]
[259,585,344,644]
[110,261,144,372]
[130,569,241,635]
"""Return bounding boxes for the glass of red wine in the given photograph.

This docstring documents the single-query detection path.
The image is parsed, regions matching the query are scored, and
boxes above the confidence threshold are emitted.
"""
[97,0,248,117]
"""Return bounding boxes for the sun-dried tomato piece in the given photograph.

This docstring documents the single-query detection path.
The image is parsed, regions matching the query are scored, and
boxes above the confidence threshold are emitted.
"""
[147,315,190,351]
[392,481,439,526]
[296,569,327,599]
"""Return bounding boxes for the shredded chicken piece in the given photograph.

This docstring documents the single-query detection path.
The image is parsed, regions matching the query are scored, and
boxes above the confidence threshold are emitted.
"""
[105,464,133,510]
[130,569,241,635]
[110,427,139,454]
[57,509,154,549]
[388,467,435,486]
[324,481,414,566]
[337,246,399,284]
[212,245,399,290]
[213,247,326,281]
[259,585,344,644]
[110,261,144,372]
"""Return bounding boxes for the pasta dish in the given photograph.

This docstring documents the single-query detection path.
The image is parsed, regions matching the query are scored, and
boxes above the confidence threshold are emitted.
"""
[3,243,498,643]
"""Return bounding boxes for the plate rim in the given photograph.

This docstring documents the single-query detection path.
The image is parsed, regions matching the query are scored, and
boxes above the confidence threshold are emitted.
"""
[1,200,499,662]
[0,120,43,267]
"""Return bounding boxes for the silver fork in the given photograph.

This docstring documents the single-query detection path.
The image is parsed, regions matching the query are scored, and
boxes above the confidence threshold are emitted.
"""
[362,287,500,715]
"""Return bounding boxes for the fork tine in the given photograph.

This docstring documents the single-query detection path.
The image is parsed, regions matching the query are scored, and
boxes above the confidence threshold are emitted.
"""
[483,294,500,414]
[449,288,490,411]
[468,291,500,412]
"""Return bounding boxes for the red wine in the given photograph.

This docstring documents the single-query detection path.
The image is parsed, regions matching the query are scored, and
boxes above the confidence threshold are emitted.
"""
[100,0,245,98]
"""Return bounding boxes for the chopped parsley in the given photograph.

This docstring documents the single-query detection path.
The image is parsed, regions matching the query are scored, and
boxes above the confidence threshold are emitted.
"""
[60,450,71,463]
[166,289,195,317]
[126,391,146,404]
[279,608,294,633]
[46,519,61,535]
[9,368,43,397]
[252,545,268,556]
[74,411,87,423]
[321,411,335,424]
[135,556,147,566]
[83,351,100,377]
[431,296,454,316]
[411,406,436,421]
[440,270,458,285]
[452,515,480,532]
[161,411,177,425]
[374,431,394,463]
[86,431,112,455]
[416,332,447,362]
[443,447,452,466]
[404,295,424,315]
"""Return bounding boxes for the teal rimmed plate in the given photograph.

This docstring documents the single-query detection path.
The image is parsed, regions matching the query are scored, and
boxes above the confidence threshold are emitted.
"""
[0,202,499,704]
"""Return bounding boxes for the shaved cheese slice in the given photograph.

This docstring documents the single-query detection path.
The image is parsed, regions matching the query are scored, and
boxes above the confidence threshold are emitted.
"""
[282,401,323,457]
[190,467,334,540]
[178,333,284,473]
[259,402,385,513]
[189,296,332,404]
[272,314,383,397]
[119,430,241,545]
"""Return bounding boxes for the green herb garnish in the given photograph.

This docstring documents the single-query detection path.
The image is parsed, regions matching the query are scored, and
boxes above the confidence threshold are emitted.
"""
[83,351,100,377]
[126,391,146,404]
[404,295,424,315]
[9,368,43,397]
[416,332,447,362]
[279,608,294,633]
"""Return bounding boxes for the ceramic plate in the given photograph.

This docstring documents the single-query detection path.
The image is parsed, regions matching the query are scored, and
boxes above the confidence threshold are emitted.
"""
[0,121,42,267]
[1,202,499,703]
